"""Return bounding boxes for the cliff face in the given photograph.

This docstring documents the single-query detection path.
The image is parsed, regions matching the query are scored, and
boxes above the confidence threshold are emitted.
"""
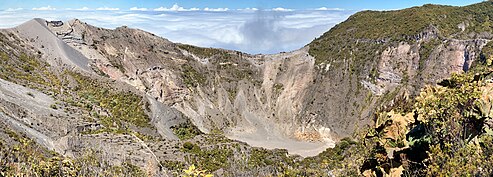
[305,2,493,137]
[6,2,493,152]
[302,37,489,137]
[56,19,334,155]
[1,1,493,175]
[57,1,493,143]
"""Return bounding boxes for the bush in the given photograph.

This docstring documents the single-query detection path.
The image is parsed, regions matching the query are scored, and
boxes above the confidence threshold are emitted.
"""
[171,120,202,140]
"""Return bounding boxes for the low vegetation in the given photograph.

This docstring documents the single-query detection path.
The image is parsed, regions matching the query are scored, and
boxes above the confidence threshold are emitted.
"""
[418,38,441,70]
[0,124,145,176]
[358,67,493,176]
[0,49,154,174]
[481,41,493,66]
[310,1,493,65]
[4,2,493,176]
[182,165,213,177]
[182,142,233,172]
[182,64,207,88]
[68,71,151,130]
[171,120,203,140]
[177,44,228,59]
[0,52,61,95]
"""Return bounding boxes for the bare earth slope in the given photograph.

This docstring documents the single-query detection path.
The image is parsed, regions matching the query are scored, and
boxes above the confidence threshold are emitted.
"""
[4,13,490,157]
[2,2,493,175]
[44,19,336,156]
[11,18,91,72]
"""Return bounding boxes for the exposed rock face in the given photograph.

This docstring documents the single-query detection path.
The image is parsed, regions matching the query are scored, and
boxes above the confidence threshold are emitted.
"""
[9,16,491,155]
[40,19,336,156]
[0,78,68,153]
[301,38,490,138]
[2,4,493,172]
[303,15,493,138]
[3,2,493,175]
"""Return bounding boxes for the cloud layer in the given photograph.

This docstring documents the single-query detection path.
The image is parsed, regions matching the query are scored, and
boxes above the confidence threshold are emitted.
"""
[32,6,56,11]
[0,7,353,54]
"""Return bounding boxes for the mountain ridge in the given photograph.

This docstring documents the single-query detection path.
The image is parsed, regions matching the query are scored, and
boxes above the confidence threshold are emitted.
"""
[1,1,493,175]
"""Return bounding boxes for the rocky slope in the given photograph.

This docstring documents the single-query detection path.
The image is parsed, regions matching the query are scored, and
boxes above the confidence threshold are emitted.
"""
[2,1,493,176]
[47,18,335,156]
[306,2,493,137]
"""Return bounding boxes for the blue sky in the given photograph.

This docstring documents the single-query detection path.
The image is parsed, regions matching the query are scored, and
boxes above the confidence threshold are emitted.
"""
[0,0,483,11]
[0,1,485,54]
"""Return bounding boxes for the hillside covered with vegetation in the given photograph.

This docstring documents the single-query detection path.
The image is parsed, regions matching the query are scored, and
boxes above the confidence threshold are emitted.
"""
[310,1,493,65]
[4,1,493,177]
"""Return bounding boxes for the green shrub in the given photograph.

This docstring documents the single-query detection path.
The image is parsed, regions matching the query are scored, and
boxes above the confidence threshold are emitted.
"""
[481,41,493,66]
[310,1,493,65]
[181,64,207,88]
[361,70,493,176]
[177,44,226,58]
[183,142,200,153]
[68,71,151,131]
[171,120,202,140]
[0,127,144,176]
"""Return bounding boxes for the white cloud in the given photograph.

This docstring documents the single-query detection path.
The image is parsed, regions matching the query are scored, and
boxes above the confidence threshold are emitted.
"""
[96,7,120,11]
[316,7,345,11]
[203,7,229,12]
[32,6,56,11]
[6,8,23,11]
[153,7,163,11]
[154,4,199,12]
[76,7,90,11]
[130,7,148,11]
[240,8,259,11]
[272,7,293,12]
[168,4,185,11]
[0,8,353,54]
[153,7,167,11]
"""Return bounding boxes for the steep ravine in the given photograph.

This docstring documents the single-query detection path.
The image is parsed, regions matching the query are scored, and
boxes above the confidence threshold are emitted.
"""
[2,4,493,174]
[9,18,334,156]
[36,3,493,155]
[53,19,336,156]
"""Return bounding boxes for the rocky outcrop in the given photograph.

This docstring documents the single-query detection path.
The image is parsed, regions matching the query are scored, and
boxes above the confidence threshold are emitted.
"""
[3,2,493,162]
[300,37,491,138]
[3,2,493,175]
[40,19,336,156]
[33,15,493,154]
